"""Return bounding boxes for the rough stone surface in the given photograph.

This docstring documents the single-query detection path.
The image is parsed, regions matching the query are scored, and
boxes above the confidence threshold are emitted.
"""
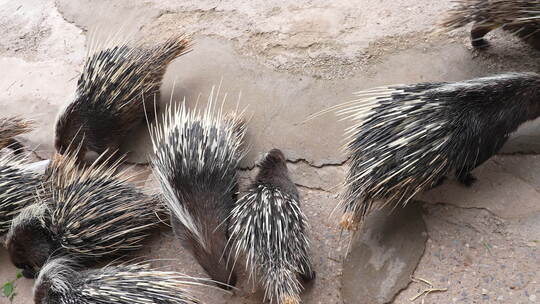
[0,0,84,159]
[341,203,427,304]
[393,204,539,304]
[419,156,540,219]
[1,0,540,303]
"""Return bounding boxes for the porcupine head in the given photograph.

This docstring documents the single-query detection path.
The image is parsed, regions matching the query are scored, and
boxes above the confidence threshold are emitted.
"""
[6,204,57,279]
[257,149,316,281]
[33,259,78,304]
[244,150,312,304]
[257,149,295,192]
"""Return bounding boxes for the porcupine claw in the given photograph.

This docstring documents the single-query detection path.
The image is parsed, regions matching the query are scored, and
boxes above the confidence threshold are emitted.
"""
[283,296,300,304]
[457,172,477,187]
[339,212,358,231]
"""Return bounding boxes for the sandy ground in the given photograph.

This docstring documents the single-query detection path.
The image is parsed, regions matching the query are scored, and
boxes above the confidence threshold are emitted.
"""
[0,0,539,303]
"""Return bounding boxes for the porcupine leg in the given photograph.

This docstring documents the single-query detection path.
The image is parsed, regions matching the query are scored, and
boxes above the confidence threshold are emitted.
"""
[471,23,495,49]
[298,266,316,283]
[455,163,477,187]
[456,171,477,187]
[456,140,506,187]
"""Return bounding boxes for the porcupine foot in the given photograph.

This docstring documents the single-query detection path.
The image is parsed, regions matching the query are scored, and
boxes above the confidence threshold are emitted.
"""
[457,172,477,187]
[339,212,358,231]
[299,267,316,283]
[282,295,300,304]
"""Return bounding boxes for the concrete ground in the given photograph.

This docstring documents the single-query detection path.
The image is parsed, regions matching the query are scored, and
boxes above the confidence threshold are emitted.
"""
[0,0,539,303]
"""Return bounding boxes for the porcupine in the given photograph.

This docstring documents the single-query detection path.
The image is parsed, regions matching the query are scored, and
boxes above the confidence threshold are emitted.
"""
[54,34,191,162]
[5,149,164,278]
[442,0,540,50]
[34,258,204,304]
[320,72,540,231]
[228,149,315,304]
[0,154,43,235]
[150,90,247,289]
[0,116,34,154]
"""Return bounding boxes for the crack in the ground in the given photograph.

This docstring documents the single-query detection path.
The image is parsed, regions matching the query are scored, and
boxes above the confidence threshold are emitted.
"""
[239,157,348,171]
[295,183,334,193]
[421,200,501,219]
[288,157,348,168]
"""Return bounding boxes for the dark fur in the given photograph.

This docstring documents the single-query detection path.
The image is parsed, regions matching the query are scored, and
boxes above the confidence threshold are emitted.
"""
[443,0,540,50]
[7,219,56,278]
[34,274,68,304]
[0,161,41,234]
[257,149,296,194]
[228,148,315,303]
[471,23,540,50]
[6,169,163,278]
[168,162,238,288]
[55,100,125,160]
[342,72,540,225]
[34,259,202,304]
[431,73,538,184]
[0,117,33,153]
[256,149,316,282]
[153,119,242,289]
[55,38,189,162]
[171,204,235,289]
[367,73,536,187]
[34,280,57,304]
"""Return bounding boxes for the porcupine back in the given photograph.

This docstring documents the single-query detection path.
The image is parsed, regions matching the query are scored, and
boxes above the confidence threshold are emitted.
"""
[44,151,163,256]
[6,149,163,277]
[0,153,41,234]
[336,72,540,227]
[442,0,540,48]
[34,258,203,304]
[54,34,191,156]
[150,90,246,288]
[0,116,33,151]
[443,0,540,30]
[228,149,314,304]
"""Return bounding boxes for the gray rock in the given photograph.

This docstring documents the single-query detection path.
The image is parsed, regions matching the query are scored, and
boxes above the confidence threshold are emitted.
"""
[341,203,427,304]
